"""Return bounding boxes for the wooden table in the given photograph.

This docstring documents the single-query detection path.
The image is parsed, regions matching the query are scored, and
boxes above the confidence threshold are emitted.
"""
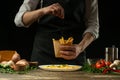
[0,69,120,80]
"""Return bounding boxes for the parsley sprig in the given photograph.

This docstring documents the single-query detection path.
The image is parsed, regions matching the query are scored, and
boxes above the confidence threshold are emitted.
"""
[81,63,110,73]
[0,65,37,74]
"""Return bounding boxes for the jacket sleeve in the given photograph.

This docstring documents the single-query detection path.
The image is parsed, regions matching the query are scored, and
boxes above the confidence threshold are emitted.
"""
[83,0,100,39]
[14,0,40,27]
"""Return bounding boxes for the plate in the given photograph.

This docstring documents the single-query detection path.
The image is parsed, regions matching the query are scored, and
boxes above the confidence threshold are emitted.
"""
[38,64,82,71]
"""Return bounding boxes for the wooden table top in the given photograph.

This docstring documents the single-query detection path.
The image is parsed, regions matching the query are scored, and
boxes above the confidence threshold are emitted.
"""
[0,69,120,80]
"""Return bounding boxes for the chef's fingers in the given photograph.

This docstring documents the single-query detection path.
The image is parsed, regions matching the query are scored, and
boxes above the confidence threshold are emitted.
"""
[60,50,75,56]
[53,3,64,19]
[49,3,64,19]
[59,51,76,60]
[60,45,75,51]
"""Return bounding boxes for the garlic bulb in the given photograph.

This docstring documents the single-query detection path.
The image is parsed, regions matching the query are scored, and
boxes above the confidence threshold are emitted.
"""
[113,60,120,65]
[109,60,120,68]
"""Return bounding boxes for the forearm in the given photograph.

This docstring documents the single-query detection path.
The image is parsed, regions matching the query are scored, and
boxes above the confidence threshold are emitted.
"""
[22,9,45,27]
[78,32,94,51]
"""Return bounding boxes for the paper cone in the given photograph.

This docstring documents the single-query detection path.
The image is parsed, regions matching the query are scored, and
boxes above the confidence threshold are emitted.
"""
[53,37,74,58]
[53,39,61,58]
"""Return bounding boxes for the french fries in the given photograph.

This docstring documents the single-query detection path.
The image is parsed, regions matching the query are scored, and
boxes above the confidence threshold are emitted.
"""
[53,37,74,58]
[58,37,74,45]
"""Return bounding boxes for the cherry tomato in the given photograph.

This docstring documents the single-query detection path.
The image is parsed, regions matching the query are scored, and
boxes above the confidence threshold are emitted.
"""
[105,61,112,66]
[95,59,106,69]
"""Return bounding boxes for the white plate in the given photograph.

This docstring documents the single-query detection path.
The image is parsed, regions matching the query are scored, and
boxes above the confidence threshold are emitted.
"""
[38,64,82,71]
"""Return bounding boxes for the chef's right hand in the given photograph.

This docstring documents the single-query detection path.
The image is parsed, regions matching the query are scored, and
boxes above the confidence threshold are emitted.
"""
[41,3,64,19]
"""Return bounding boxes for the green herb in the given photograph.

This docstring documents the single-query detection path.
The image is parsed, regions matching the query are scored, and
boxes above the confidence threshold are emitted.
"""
[81,63,107,73]
[0,65,37,74]
[0,65,15,73]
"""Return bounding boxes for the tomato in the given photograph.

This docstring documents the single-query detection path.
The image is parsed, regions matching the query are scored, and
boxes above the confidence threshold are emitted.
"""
[95,59,106,69]
[105,61,112,66]
[95,63,103,68]
[95,59,112,69]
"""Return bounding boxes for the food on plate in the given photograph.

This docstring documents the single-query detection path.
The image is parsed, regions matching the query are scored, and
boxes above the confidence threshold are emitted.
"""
[43,64,78,69]
[53,37,74,57]
[39,64,82,71]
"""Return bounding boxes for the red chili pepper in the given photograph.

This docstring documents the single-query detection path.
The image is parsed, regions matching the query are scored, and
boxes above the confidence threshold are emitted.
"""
[103,68,120,74]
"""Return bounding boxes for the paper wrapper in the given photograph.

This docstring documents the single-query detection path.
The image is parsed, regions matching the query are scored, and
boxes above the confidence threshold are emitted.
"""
[53,37,74,58]
[53,39,61,58]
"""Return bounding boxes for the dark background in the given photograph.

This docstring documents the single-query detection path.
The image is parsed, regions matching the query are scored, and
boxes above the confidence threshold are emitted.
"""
[0,0,120,60]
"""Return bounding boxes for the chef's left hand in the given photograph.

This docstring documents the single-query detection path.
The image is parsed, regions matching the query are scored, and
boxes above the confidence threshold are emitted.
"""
[59,44,84,60]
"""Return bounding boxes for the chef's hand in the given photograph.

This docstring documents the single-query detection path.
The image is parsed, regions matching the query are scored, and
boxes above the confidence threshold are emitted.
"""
[59,32,94,60]
[59,44,84,60]
[42,3,64,19]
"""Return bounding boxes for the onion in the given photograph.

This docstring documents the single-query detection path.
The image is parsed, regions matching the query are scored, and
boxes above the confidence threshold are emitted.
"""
[16,59,29,66]
[13,59,29,71]
[11,52,21,63]
[0,61,8,66]
[0,60,15,67]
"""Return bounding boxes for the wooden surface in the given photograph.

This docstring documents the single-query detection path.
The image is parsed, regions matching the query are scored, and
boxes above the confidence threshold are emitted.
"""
[0,69,120,80]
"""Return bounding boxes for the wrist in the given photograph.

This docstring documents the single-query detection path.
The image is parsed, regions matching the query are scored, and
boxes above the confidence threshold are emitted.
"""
[37,9,45,18]
[78,32,94,51]
[78,42,85,52]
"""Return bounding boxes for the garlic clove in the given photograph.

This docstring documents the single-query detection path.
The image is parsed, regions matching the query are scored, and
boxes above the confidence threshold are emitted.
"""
[113,60,120,66]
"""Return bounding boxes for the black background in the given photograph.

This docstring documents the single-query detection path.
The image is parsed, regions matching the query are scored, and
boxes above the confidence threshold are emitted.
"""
[0,0,120,60]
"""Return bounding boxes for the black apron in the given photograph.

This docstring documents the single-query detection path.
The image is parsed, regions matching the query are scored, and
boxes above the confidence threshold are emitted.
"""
[31,0,86,65]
